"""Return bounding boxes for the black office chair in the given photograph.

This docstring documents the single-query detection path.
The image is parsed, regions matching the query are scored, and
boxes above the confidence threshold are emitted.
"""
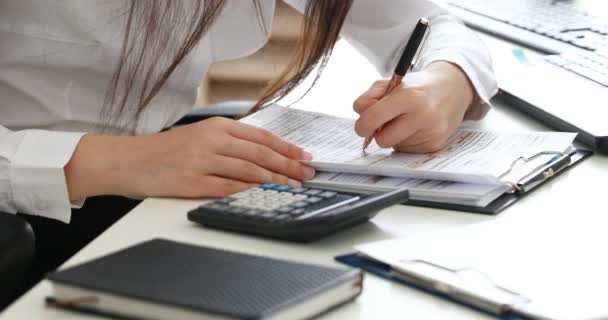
[0,212,35,311]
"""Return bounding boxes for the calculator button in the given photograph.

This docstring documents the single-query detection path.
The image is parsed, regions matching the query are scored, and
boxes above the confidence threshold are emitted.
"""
[249,188,266,195]
[243,209,264,217]
[261,211,277,219]
[292,201,309,208]
[278,201,296,207]
[290,187,308,193]
[319,191,338,199]
[273,214,291,222]
[217,197,236,204]
[277,192,293,197]
[275,185,293,192]
[229,207,246,214]
[205,203,228,211]
[277,207,293,214]
[304,189,323,196]
[293,194,307,200]
[231,192,250,199]
[249,193,265,199]
[261,203,279,210]
[261,183,278,189]
[231,200,251,208]
[304,196,322,204]
[290,209,306,216]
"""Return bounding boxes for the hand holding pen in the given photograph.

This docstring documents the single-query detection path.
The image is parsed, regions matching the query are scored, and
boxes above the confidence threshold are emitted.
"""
[361,18,430,152]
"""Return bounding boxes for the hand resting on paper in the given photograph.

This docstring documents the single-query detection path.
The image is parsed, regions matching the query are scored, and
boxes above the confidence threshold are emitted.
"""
[353,61,476,153]
[65,117,316,201]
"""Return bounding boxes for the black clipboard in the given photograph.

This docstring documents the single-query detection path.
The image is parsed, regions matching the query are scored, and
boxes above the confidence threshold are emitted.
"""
[404,149,592,215]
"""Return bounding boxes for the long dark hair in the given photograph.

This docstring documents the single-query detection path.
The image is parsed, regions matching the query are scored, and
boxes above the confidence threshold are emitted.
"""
[104,0,353,131]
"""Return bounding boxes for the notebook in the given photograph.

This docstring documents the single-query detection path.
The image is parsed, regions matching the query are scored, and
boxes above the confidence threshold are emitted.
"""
[241,106,587,212]
[339,220,608,319]
[46,239,363,320]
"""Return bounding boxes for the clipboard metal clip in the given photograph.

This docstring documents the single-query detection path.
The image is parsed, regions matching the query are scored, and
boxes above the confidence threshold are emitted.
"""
[393,259,532,315]
[498,150,572,194]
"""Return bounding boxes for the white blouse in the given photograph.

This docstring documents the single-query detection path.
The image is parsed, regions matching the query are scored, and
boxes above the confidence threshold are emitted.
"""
[0,0,497,223]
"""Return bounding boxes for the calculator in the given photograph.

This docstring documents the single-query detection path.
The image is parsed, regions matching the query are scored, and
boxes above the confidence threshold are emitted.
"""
[187,184,409,242]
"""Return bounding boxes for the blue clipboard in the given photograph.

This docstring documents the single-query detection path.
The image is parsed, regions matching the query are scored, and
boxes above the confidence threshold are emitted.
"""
[335,253,529,320]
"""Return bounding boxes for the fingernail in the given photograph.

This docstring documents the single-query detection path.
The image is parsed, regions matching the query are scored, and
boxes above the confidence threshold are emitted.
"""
[302,166,316,180]
[287,179,302,187]
[301,149,314,161]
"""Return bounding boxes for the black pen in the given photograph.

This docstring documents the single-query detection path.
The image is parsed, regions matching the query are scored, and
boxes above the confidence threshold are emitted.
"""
[362,17,430,152]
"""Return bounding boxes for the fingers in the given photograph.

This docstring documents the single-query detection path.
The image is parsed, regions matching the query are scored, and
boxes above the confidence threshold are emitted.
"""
[395,140,446,153]
[229,121,312,161]
[354,92,423,139]
[218,138,316,182]
[353,80,389,114]
[373,113,423,148]
[209,155,302,187]
[394,131,447,153]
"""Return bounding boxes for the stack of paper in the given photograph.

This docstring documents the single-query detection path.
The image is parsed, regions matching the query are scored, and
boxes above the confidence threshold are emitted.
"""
[241,105,577,208]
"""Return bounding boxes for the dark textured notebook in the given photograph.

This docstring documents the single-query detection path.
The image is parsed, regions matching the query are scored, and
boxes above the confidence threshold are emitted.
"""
[47,239,363,320]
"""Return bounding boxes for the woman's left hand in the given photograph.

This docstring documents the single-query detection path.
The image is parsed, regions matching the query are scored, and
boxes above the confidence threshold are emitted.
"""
[353,61,475,153]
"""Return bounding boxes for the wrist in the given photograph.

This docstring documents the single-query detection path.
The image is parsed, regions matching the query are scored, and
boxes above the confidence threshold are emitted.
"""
[64,134,142,201]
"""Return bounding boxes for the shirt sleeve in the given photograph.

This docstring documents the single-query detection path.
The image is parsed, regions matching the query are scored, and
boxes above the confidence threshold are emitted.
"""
[284,0,498,121]
[0,125,85,223]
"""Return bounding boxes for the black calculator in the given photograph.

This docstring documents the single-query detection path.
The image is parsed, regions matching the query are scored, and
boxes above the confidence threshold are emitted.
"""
[187,184,409,242]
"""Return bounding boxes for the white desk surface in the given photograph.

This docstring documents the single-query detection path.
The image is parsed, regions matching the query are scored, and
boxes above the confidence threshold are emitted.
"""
[3,39,608,320]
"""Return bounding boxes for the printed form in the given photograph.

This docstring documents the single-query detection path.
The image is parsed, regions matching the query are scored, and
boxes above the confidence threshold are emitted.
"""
[242,105,576,185]
[307,172,512,207]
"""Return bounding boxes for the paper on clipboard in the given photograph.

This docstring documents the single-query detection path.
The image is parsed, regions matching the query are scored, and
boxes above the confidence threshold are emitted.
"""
[355,220,608,319]
[241,105,577,185]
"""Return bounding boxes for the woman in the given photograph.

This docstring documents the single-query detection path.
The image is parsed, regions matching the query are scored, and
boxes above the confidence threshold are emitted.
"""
[0,0,496,279]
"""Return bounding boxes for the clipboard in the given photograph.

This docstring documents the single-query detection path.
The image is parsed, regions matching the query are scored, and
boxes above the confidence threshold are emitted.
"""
[337,219,608,320]
[404,148,592,215]
[335,253,527,320]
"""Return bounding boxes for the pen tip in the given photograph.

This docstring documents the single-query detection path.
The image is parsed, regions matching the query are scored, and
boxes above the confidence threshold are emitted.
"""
[362,137,372,153]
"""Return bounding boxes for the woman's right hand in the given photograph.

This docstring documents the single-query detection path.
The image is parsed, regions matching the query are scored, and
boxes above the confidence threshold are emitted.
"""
[65,117,316,201]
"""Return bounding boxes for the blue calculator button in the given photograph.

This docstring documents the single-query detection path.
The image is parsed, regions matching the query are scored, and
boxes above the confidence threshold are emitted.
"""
[261,183,278,189]
[274,185,293,192]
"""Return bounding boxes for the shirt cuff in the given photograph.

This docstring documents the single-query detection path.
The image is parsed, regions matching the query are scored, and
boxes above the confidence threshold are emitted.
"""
[417,51,498,121]
[9,130,86,223]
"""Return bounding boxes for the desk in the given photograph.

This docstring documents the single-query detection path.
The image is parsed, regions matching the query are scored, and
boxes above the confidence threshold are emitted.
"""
[3,40,608,320]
